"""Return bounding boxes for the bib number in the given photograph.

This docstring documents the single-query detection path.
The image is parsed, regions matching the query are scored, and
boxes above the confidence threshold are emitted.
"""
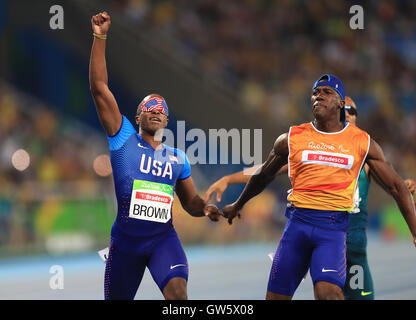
[129,180,173,223]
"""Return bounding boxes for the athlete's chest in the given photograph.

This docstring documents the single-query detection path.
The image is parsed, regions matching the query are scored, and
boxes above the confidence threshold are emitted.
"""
[115,136,183,183]
[291,130,358,170]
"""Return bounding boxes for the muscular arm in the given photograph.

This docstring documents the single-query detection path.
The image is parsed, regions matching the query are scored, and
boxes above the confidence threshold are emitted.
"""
[365,138,416,243]
[235,133,289,209]
[222,133,289,224]
[89,12,122,136]
[175,177,220,221]
[225,164,288,184]
[204,160,288,203]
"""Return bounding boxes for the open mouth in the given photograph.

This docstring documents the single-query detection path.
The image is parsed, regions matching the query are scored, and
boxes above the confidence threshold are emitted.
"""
[149,117,162,123]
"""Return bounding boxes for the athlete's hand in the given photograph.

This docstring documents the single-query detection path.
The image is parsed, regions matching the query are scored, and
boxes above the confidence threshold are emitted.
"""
[204,204,222,222]
[204,177,230,203]
[91,11,111,35]
[222,202,241,225]
[405,179,416,195]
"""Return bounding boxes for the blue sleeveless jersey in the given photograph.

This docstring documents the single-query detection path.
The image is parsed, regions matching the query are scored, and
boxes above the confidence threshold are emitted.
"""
[107,115,191,237]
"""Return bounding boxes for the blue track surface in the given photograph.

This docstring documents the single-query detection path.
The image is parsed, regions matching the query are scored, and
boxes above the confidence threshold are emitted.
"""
[0,233,415,300]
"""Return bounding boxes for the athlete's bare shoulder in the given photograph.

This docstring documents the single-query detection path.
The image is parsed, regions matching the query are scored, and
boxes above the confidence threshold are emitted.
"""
[273,132,289,158]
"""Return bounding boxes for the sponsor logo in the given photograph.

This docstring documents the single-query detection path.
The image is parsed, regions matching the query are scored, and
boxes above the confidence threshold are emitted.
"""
[322,268,338,273]
[302,150,354,169]
[361,291,372,296]
[338,144,350,153]
[135,192,171,204]
[170,264,187,269]
[138,143,149,149]
[308,141,336,151]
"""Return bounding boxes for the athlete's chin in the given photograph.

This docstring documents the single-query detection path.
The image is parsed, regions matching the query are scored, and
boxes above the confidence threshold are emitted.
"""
[143,126,164,136]
[312,110,324,120]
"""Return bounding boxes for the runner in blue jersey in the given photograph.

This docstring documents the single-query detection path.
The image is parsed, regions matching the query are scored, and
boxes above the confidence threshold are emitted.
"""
[89,12,221,300]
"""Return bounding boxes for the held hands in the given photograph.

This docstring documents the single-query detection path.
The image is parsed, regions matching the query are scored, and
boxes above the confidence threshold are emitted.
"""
[203,202,242,225]
[204,177,241,225]
[222,202,241,225]
[91,11,111,36]
[203,204,222,222]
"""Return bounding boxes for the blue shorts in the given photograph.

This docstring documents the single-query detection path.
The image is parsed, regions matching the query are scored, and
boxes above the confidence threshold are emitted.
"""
[267,218,347,297]
[104,227,188,300]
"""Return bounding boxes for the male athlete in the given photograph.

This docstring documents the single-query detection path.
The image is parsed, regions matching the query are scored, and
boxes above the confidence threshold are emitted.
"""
[220,74,416,300]
[89,11,221,300]
[206,96,415,300]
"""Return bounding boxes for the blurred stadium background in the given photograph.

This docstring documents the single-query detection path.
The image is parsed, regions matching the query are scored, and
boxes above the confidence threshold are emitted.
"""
[0,0,415,299]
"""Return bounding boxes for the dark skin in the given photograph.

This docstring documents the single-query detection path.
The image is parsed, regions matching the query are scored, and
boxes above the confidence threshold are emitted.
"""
[89,12,221,300]
[223,85,416,300]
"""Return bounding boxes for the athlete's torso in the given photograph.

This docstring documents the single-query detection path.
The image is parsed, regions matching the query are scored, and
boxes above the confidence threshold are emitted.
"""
[287,122,370,212]
[349,167,371,230]
[108,115,191,237]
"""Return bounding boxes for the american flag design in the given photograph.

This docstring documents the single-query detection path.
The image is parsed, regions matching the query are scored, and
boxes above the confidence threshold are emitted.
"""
[140,97,169,116]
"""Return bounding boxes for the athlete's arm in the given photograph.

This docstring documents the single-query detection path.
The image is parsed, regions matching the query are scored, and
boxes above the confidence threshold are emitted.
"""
[204,164,288,203]
[363,163,370,180]
[222,133,289,225]
[175,177,221,221]
[89,11,122,136]
[365,138,416,246]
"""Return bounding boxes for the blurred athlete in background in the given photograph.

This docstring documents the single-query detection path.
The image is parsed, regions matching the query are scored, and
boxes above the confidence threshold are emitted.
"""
[213,75,416,299]
[89,11,221,300]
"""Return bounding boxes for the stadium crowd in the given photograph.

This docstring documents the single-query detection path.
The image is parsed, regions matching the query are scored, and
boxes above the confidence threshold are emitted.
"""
[1,0,415,254]
[0,84,113,253]
[111,0,416,178]
[0,83,281,253]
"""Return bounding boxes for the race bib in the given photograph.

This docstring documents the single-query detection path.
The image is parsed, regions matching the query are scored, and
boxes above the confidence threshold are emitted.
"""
[129,180,173,223]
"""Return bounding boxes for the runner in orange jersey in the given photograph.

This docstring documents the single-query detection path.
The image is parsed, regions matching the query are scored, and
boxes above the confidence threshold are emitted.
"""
[221,74,416,300]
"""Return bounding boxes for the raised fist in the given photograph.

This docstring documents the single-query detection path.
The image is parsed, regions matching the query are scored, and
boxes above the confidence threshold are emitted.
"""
[91,11,111,35]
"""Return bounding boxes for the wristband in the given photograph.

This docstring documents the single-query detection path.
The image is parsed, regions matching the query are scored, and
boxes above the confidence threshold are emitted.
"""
[93,33,107,40]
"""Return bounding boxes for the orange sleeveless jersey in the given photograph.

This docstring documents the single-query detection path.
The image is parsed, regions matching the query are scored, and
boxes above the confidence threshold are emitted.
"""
[287,122,370,212]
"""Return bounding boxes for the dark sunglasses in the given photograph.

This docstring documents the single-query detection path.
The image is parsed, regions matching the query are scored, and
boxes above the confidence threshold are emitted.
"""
[345,105,357,116]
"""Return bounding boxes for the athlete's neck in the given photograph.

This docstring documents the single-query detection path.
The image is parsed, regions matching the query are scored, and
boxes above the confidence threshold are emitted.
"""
[139,129,164,150]
[313,119,345,133]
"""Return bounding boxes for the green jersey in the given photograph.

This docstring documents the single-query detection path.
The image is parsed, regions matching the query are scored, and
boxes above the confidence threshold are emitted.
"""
[344,167,374,300]
[349,168,370,230]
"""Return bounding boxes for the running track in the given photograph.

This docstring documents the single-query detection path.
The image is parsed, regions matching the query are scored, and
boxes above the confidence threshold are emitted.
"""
[0,232,415,300]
